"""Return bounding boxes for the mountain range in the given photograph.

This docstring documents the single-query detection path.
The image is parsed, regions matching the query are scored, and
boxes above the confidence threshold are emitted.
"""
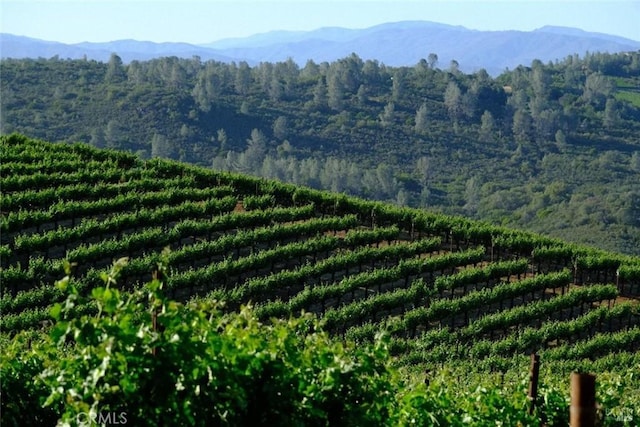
[2,21,640,75]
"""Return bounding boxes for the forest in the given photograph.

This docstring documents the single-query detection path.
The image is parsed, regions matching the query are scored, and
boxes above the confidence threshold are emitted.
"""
[1,51,639,254]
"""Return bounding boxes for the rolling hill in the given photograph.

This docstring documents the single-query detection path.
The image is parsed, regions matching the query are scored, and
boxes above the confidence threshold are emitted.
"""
[1,134,640,424]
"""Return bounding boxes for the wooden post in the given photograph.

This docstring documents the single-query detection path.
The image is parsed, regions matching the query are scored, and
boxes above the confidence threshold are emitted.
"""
[528,354,540,415]
[570,372,596,427]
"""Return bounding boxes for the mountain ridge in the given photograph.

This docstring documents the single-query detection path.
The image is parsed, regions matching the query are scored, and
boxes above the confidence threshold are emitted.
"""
[3,20,639,75]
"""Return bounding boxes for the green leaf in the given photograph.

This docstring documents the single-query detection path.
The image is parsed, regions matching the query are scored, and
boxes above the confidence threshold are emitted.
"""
[50,303,62,321]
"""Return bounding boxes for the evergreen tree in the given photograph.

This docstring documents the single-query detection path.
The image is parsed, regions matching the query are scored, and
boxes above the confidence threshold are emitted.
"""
[150,133,174,158]
[379,102,395,127]
[104,53,126,83]
[273,116,289,141]
[313,78,328,109]
[444,81,463,124]
[428,53,439,69]
[479,110,495,142]
[414,104,429,133]
[327,73,344,111]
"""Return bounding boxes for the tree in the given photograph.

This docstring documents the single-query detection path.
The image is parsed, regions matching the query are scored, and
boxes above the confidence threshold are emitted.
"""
[216,128,228,151]
[464,176,480,215]
[555,129,567,150]
[603,98,619,129]
[375,163,397,198]
[273,116,289,141]
[301,59,320,79]
[313,78,328,109]
[414,104,429,133]
[333,53,364,93]
[379,102,395,127]
[461,91,477,120]
[158,57,187,89]
[239,128,268,172]
[104,53,126,83]
[150,133,175,158]
[234,61,252,95]
[127,60,144,85]
[428,53,439,69]
[449,59,460,75]
[276,57,300,98]
[356,85,368,106]
[479,110,495,142]
[268,75,284,101]
[531,60,551,99]
[105,120,122,149]
[391,70,405,102]
[89,127,106,149]
[395,189,409,206]
[444,81,463,124]
[192,65,222,112]
[327,72,344,111]
[414,156,431,187]
[533,109,560,142]
[512,109,532,143]
[414,59,429,75]
[256,62,274,92]
[583,72,613,108]
[362,59,381,83]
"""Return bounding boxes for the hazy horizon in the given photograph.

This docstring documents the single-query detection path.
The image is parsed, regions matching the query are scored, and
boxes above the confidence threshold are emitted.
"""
[1,1,639,45]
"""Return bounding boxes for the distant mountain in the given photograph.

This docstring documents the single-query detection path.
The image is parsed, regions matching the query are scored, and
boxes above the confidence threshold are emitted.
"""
[3,21,639,74]
[533,25,639,44]
[0,34,239,63]
[206,21,640,75]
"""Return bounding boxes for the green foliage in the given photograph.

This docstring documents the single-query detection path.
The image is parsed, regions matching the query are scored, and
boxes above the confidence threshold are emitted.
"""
[2,134,640,426]
[2,52,640,253]
[3,258,402,426]
[6,257,636,426]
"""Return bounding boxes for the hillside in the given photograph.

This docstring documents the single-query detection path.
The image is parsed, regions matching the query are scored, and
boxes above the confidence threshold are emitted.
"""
[1,134,640,423]
[1,51,640,255]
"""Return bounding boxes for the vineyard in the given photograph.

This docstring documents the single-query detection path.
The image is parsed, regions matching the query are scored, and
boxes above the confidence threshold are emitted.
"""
[2,133,640,425]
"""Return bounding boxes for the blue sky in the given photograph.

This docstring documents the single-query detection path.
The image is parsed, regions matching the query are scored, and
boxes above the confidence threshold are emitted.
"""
[2,0,639,44]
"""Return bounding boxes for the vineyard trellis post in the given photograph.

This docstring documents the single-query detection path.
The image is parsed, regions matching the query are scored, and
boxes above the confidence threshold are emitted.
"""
[570,372,596,427]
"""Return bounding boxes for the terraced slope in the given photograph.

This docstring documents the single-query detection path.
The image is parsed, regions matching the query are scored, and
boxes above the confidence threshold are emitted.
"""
[2,134,640,373]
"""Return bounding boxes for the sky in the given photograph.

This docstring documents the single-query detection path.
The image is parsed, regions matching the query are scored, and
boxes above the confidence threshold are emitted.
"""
[1,0,639,45]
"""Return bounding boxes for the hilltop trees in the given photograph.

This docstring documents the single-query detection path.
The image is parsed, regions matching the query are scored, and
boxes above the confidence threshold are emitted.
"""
[105,53,126,83]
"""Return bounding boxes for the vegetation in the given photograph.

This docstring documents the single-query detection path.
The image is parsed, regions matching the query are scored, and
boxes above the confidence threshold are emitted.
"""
[1,134,640,425]
[1,51,639,254]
